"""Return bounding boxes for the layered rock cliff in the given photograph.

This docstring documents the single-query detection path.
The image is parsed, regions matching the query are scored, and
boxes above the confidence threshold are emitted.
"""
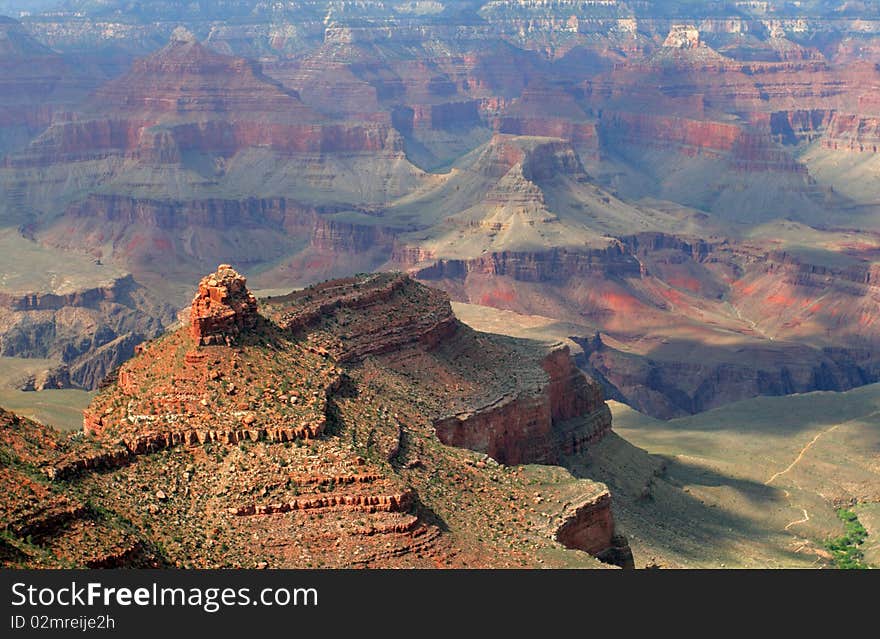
[599,110,806,173]
[433,345,611,465]
[823,112,880,153]
[406,245,641,281]
[189,264,258,346]
[0,268,632,568]
[0,17,110,158]
[4,34,404,168]
[0,270,173,389]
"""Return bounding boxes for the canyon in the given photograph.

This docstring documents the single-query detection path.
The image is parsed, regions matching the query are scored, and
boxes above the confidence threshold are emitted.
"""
[1,1,880,569]
[1,5,879,417]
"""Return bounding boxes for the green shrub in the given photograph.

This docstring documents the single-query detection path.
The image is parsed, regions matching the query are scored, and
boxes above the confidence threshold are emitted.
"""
[825,508,869,570]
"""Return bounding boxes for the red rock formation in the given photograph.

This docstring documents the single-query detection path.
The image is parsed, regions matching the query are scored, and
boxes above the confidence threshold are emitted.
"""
[64,194,284,230]
[46,445,133,480]
[494,83,599,157]
[4,32,403,168]
[229,490,414,516]
[8,116,402,167]
[62,194,400,258]
[498,117,599,157]
[0,274,135,312]
[404,245,641,281]
[600,110,805,173]
[433,346,612,465]
[823,113,880,153]
[262,58,386,120]
[394,101,483,133]
[310,217,397,253]
[434,393,556,465]
[0,17,106,155]
[554,490,633,567]
[555,491,615,554]
[542,346,606,422]
[274,272,459,360]
[189,264,258,346]
[269,272,614,466]
[97,29,318,121]
[765,109,833,144]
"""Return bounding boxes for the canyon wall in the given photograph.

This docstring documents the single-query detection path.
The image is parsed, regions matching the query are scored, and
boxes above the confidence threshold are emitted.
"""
[66,194,398,252]
[599,110,806,173]
[7,119,403,168]
[405,245,641,281]
[823,113,880,153]
[0,273,135,311]
[0,272,171,389]
[434,346,612,465]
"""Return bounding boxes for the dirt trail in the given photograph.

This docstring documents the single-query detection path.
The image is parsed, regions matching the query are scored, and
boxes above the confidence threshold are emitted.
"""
[767,424,844,538]
[784,507,810,531]
[765,424,841,486]
[727,301,773,341]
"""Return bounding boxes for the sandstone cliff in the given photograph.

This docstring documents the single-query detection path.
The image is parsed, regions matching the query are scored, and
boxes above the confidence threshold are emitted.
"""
[189,265,258,346]
[0,268,633,569]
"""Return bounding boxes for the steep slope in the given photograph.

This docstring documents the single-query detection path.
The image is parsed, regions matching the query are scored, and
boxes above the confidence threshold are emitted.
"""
[0,406,163,567]
[0,30,435,289]
[607,387,880,568]
[388,134,703,267]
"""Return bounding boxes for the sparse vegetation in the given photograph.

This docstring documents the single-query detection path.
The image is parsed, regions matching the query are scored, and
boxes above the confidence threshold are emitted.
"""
[826,508,869,570]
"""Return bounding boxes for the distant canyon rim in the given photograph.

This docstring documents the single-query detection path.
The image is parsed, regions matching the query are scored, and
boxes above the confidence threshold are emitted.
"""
[1,0,880,569]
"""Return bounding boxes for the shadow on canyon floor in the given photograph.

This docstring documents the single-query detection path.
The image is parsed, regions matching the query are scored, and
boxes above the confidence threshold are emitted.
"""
[565,432,814,567]
[610,383,880,436]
